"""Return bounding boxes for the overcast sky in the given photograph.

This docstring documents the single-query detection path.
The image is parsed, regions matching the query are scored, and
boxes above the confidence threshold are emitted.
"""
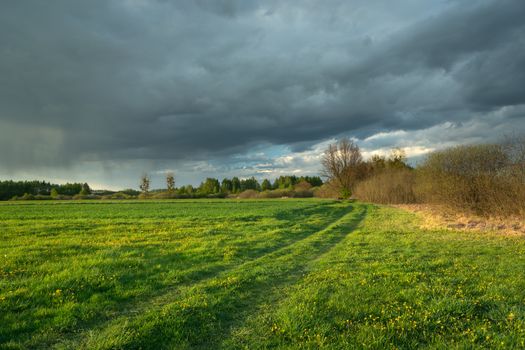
[1,0,524,189]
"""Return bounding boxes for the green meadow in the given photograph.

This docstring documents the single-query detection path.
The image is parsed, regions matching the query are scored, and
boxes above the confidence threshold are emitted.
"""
[1,199,524,349]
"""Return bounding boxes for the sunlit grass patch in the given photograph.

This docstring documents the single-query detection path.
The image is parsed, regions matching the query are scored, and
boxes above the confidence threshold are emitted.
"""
[1,200,524,349]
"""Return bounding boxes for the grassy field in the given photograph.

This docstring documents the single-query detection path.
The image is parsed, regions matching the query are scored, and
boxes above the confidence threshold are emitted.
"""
[1,199,525,349]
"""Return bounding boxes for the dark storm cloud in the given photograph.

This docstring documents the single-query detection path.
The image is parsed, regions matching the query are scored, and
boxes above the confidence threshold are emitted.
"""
[1,0,524,172]
[354,0,525,109]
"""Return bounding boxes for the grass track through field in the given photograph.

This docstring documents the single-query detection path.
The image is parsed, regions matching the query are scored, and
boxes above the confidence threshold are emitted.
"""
[46,201,356,348]
[0,200,357,349]
[227,206,525,349]
[68,204,367,349]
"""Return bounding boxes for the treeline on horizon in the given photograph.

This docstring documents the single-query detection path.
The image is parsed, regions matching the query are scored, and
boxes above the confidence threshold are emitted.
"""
[3,135,524,218]
[136,175,324,200]
[0,175,324,201]
[163,175,322,197]
[0,181,91,201]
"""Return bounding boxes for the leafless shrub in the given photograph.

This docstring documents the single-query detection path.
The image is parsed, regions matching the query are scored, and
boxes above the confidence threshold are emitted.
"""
[293,181,314,198]
[354,169,416,204]
[415,142,525,217]
[313,182,340,198]
[237,189,259,199]
[258,189,294,198]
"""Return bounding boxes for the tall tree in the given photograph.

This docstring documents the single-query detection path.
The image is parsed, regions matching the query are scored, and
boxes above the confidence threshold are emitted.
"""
[240,177,260,191]
[139,173,150,194]
[79,183,91,195]
[261,179,272,191]
[321,137,364,198]
[199,178,220,194]
[221,178,233,193]
[166,172,175,192]
[231,177,241,194]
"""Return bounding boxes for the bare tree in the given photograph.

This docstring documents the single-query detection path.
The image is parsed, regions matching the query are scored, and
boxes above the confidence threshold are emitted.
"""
[166,172,175,192]
[139,173,150,195]
[503,134,525,174]
[321,138,364,198]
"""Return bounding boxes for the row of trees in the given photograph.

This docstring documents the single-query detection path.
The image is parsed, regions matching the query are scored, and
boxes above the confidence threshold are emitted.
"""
[1,174,322,201]
[138,173,323,198]
[321,137,525,217]
[0,180,91,200]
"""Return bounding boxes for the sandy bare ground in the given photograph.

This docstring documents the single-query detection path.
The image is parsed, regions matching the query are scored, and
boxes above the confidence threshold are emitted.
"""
[393,204,525,236]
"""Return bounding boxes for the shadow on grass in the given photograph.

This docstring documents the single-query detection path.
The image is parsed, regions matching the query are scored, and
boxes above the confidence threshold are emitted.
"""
[90,204,368,349]
[27,201,353,348]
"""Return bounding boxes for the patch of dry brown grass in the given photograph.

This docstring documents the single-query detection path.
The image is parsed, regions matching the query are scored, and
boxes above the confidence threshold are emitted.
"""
[394,204,525,236]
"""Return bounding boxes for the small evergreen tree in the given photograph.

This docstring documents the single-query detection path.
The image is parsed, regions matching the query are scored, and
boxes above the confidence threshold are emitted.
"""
[261,179,272,191]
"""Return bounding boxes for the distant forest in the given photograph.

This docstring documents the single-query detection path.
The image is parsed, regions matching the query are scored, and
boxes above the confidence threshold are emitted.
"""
[0,175,323,201]
[0,181,90,201]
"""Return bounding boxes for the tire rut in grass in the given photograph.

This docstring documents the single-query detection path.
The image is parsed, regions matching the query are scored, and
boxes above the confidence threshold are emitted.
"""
[223,206,371,348]
[47,201,352,349]
[78,203,367,349]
